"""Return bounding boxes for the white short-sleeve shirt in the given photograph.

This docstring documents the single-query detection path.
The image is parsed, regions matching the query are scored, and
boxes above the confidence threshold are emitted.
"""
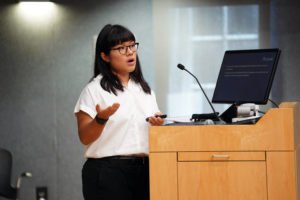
[74,75,160,158]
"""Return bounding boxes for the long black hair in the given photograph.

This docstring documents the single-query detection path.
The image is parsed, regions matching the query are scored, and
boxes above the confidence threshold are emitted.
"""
[93,24,151,95]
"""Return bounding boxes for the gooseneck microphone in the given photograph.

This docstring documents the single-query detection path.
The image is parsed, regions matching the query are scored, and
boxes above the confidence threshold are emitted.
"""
[177,63,220,121]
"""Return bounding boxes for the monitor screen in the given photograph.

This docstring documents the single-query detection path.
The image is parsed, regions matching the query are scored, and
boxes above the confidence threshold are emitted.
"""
[212,48,281,105]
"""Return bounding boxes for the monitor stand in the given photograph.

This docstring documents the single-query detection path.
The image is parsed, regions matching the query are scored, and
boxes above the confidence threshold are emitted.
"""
[219,104,238,123]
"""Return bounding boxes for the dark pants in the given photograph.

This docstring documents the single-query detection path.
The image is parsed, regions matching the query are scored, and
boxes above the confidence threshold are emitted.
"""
[82,156,149,200]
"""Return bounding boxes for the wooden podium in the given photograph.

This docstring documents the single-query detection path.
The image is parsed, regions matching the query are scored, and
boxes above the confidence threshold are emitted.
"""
[149,102,300,200]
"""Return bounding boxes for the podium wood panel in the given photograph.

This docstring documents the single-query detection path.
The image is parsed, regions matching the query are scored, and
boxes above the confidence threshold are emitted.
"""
[149,102,300,200]
[178,161,267,200]
[149,153,177,200]
[149,108,295,152]
[178,151,265,161]
[266,151,296,200]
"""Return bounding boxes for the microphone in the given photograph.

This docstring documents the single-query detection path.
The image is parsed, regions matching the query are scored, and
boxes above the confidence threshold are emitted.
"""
[177,63,221,122]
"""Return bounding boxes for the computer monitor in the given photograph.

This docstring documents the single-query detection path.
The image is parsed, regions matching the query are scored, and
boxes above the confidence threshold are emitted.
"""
[212,48,281,105]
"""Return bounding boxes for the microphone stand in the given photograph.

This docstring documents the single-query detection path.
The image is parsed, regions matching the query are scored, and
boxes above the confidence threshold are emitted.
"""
[177,64,223,123]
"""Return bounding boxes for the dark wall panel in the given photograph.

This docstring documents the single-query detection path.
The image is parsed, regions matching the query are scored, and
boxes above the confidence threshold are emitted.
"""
[0,1,153,200]
[270,0,300,104]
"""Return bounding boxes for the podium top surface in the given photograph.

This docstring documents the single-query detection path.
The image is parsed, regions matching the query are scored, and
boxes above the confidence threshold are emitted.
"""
[149,102,300,152]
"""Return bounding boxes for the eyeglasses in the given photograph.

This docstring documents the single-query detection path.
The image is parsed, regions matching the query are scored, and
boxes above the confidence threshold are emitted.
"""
[111,42,139,55]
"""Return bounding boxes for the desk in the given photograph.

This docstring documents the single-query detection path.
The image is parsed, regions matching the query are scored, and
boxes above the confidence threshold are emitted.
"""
[149,102,300,200]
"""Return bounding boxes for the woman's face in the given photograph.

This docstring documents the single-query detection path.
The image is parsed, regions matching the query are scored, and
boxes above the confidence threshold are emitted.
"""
[104,41,137,76]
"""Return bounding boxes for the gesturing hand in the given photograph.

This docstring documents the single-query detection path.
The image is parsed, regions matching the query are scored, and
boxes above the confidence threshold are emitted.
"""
[96,103,120,120]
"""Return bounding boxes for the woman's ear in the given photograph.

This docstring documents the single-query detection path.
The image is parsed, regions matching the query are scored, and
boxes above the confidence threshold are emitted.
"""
[100,52,110,63]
